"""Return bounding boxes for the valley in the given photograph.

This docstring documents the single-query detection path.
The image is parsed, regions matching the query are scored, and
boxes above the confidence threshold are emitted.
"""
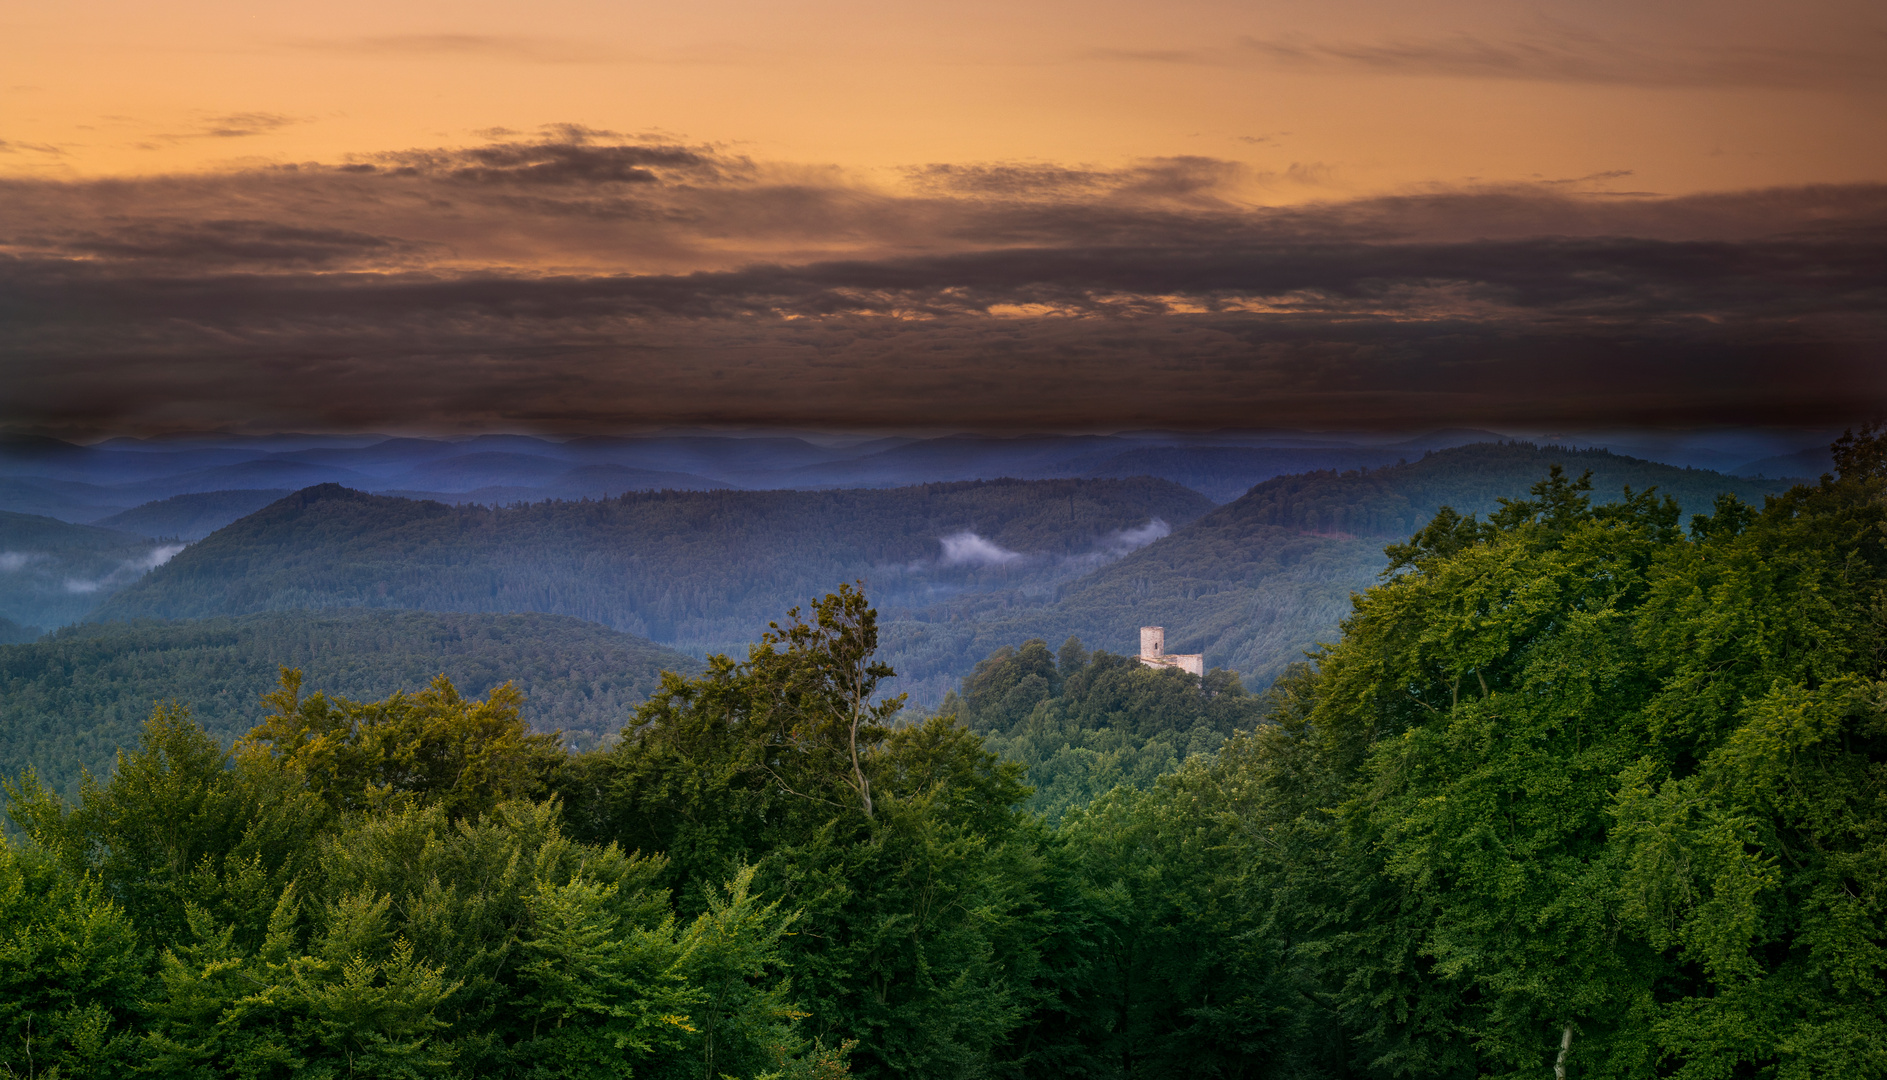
[0,437,1793,779]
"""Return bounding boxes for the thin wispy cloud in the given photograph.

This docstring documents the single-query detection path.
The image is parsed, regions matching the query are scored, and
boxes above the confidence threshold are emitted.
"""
[931,523,1167,573]
[0,543,186,595]
[363,139,732,186]
[147,112,305,144]
[1061,519,1174,572]
[0,139,63,155]
[1541,170,1636,186]
[50,220,418,268]
[201,112,300,138]
[906,163,1112,198]
[1238,28,1887,90]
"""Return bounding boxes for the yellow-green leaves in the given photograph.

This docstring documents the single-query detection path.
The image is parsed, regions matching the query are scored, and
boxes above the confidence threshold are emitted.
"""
[241,668,565,821]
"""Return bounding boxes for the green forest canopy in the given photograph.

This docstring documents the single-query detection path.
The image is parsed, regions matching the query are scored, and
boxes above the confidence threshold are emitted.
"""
[0,609,696,800]
[4,428,1881,1079]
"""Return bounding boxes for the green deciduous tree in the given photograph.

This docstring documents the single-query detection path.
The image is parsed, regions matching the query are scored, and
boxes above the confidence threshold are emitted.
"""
[0,839,145,1079]
[1155,434,1887,1079]
[241,669,565,821]
[560,588,1047,1079]
[7,704,323,955]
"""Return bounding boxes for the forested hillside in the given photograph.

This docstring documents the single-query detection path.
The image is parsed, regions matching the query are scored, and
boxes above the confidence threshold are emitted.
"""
[877,443,1790,694]
[939,637,1265,821]
[1217,440,1785,536]
[0,511,183,629]
[5,431,1881,1079]
[94,478,1212,656]
[0,609,695,799]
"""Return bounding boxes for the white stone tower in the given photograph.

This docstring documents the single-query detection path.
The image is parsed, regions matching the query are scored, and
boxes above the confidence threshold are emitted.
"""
[1140,625,1165,660]
[1137,625,1204,677]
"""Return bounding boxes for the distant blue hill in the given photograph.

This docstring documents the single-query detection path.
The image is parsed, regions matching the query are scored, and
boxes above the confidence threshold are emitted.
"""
[1070,446,1409,502]
[1736,446,1833,479]
[7,427,1804,524]
[92,489,292,540]
[0,476,136,522]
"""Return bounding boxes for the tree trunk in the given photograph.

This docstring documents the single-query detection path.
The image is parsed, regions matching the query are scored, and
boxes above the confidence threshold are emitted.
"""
[850,705,873,818]
[1554,1023,1574,1080]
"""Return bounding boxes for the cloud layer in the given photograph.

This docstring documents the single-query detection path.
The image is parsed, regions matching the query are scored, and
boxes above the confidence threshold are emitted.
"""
[3,131,1883,435]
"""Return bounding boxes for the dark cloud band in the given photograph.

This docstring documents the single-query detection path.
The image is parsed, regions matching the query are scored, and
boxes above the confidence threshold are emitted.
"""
[2,133,1882,435]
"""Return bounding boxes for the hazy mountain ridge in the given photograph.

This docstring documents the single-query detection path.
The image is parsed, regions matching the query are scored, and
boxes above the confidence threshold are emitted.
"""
[93,478,1213,657]
[4,428,1831,533]
[1736,445,1837,479]
[62,443,1794,707]
[0,476,144,523]
[91,489,291,540]
[0,432,811,514]
[0,608,697,800]
[1067,445,1411,501]
[873,443,1793,698]
[1212,442,1787,538]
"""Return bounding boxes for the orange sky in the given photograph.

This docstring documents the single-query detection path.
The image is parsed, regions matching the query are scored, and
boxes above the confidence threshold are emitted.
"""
[6,0,1884,199]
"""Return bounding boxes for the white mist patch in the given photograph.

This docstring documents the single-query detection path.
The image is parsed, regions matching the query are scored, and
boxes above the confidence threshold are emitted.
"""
[1102,518,1170,556]
[137,543,187,570]
[0,551,45,572]
[60,543,189,594]
[1062,518,1172,572]
[938,531,1024,568]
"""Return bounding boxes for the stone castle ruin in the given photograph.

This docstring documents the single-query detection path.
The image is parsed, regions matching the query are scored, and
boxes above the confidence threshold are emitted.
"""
[1137,626,1204,677]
